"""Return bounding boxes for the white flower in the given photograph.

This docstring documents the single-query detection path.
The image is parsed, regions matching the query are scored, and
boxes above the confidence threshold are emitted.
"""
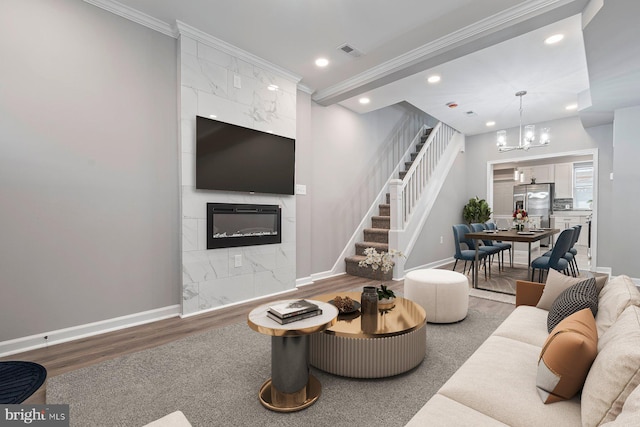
[358,248,405,274]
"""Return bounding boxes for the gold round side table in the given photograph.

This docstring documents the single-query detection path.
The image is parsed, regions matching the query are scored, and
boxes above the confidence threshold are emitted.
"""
[247,299,338,412]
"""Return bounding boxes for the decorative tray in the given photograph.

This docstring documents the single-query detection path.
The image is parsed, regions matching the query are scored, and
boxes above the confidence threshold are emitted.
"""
[328,299,361,314]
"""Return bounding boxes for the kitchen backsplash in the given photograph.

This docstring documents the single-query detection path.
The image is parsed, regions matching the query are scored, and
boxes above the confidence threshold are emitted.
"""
[553,198,573,210]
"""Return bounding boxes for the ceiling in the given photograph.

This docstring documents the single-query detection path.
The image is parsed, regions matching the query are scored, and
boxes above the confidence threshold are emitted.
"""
[106,0,639,136]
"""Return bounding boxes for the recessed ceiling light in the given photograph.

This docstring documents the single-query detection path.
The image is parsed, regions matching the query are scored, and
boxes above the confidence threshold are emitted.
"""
[359,97,370,105]
[267,84,279,91]
[565,103,578,111]
[486,121,496,127]
[209,114,217,119]
[315,58,329,67]
[545,34,564,45]
[446,102,458,109]
[427,75,441,84]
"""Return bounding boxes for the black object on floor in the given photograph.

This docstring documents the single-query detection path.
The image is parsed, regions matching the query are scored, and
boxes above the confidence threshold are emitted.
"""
[0,361,47,404]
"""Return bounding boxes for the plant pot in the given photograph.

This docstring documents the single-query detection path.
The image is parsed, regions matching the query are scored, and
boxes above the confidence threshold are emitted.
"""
[378,297,395,305]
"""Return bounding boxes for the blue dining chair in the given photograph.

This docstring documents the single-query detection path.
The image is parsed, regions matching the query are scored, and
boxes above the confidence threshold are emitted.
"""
[470,223,503,274]
[568,225,581,276]
[485,222,512,269]
[530,228,575,282]
[542,225,580,277]
[452,224,487,279]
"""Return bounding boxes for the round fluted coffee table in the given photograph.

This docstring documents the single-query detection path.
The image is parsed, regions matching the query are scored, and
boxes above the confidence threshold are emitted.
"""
[309,292,426,378]
[247,299,338,412]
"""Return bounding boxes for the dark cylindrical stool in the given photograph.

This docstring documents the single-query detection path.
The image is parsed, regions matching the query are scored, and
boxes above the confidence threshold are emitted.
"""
[0,361,47,404]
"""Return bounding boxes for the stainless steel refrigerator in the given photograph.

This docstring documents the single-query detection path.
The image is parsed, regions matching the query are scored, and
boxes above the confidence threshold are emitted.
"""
[513,183,554,246]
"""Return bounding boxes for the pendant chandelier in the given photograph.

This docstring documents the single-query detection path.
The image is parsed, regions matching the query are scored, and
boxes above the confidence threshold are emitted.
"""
[496,91,550,152]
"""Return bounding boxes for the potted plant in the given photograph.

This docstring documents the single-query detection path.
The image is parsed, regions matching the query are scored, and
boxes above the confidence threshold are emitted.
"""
[377,284,396,304]
[462,196,492,225]
[358,247,405,304]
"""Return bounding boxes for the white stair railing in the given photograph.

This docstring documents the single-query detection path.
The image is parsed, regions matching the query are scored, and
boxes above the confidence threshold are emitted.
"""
[389,122,463,278]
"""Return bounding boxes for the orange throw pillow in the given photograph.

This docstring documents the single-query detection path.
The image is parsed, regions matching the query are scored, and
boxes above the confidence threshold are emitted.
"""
[536,308,598,404]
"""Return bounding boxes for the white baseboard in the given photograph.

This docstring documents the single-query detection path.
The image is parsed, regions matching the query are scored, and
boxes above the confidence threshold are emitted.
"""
[0,305,181,358]
[405,257,455,274]
[310,270,346,282]
[295,276,313,287]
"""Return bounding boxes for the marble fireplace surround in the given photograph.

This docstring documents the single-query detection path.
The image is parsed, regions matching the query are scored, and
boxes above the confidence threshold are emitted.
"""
[179,22,300,316]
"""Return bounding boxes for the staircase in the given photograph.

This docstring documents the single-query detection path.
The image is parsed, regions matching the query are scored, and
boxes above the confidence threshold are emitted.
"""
[344,128,433,280]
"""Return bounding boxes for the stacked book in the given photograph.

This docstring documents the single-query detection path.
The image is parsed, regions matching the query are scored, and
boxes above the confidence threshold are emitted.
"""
[267,299,322,324]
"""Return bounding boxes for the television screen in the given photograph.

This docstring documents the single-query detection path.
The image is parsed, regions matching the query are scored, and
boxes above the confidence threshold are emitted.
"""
[195,116,295,195]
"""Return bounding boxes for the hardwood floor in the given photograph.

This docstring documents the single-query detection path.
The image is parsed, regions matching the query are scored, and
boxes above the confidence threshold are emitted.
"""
[1,274,514,379]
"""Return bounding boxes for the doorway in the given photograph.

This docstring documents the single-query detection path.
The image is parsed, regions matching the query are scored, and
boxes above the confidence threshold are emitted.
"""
[486,148,598,272]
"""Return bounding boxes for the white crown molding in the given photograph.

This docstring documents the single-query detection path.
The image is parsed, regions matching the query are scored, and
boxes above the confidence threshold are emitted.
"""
[83,0,177,37]
[297,83,315,95]
[176,21,302,84]
[312,0,582,104]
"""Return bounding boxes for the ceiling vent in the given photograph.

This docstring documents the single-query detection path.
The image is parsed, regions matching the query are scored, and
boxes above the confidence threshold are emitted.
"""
[337,43,363,58]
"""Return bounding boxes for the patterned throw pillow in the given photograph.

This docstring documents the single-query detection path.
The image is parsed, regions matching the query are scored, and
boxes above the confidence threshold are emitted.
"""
[547,277,598,333]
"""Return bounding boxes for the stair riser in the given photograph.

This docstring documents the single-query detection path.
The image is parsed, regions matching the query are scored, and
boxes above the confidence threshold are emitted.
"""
[372,217,390,229]
[345,259,393,281]
[379,205,390,216]
[363,230,388,243]
[355,242,388,256]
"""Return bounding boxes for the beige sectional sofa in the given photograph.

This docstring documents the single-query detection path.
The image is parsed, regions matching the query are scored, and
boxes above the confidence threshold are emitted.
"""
[406,273,640,427]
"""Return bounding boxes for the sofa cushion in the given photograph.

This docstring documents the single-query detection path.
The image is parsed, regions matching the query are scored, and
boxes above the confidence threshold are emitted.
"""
[596,274,640,338]
[438,336,582,427]
[143,411,192,427]
[492,305,549,348]
[405,394,510,427]
[536,308,598,404]
[582,305,640,427]
[537,269,585,310]
[547,277,597,332]
[600,385,640,426]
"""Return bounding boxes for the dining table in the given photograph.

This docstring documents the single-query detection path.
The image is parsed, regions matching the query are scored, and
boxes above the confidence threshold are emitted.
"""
[464,227,560,290]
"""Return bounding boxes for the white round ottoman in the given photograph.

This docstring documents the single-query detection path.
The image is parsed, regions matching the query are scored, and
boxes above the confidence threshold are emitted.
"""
[404,269,469,323]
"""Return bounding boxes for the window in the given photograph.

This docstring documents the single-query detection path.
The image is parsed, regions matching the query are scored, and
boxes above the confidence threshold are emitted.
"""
[573,162,593,209]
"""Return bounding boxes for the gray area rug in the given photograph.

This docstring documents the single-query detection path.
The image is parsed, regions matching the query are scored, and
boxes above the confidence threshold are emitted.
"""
[48,306,511,427]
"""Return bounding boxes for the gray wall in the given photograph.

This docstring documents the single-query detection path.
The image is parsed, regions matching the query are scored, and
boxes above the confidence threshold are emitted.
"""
[295,90,314,280]
[405,152,469,270]
[307,102,433,274]
[0,0,179,341]
[611,106,640,277]
[464,116,614,272]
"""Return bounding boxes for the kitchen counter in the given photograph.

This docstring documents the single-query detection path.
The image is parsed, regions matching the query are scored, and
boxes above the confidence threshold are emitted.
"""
[551,210,591,217]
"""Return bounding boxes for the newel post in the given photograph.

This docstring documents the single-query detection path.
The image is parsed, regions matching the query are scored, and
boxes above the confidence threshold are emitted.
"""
[388,179,405,279]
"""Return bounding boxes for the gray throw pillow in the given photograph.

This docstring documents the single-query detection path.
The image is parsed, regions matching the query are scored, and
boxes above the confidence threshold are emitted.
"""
[547,277,598,333]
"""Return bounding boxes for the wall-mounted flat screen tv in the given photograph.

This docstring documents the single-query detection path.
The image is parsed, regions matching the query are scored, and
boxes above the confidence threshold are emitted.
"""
[196,116,295,195]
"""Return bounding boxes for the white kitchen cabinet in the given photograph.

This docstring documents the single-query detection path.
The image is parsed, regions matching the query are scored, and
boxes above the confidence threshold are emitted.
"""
[555,163,573,198]
[520,165,554,184]
[493,181,515,215]
[551,215,580,241]
[578,216,590,246]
